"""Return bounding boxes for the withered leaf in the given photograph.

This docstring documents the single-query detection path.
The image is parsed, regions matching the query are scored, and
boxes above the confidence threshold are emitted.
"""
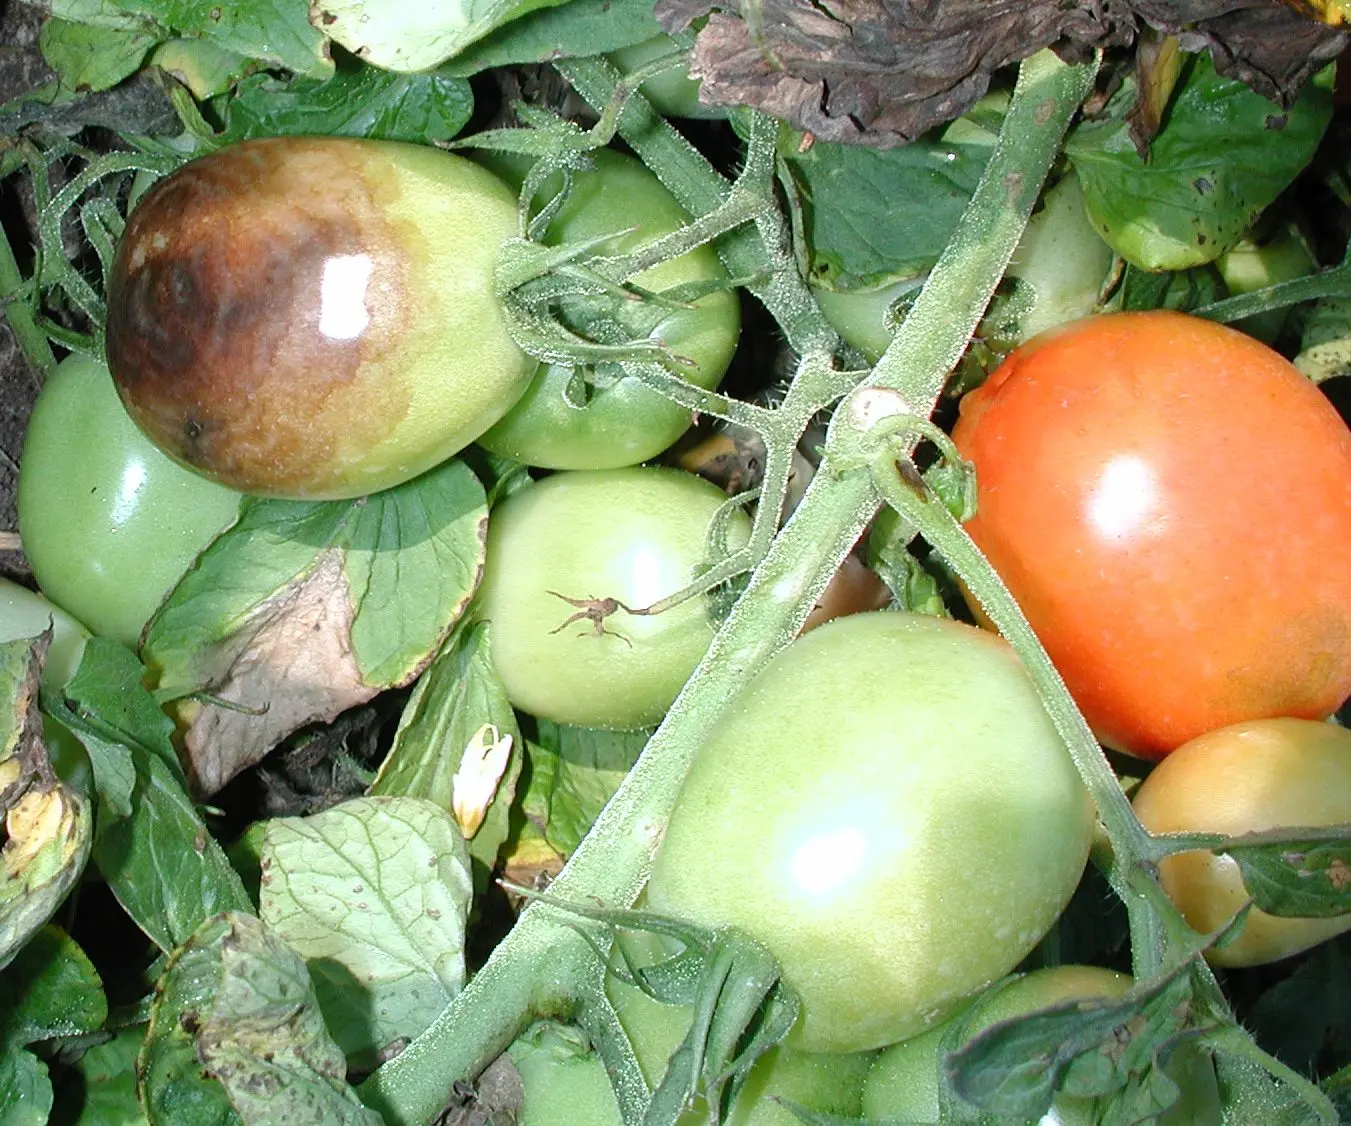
[656,0,1346,148]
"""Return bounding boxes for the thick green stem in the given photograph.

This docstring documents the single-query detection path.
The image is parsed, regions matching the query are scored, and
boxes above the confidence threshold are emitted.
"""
[1194,258,1351,324]
[360,50,1097,1126]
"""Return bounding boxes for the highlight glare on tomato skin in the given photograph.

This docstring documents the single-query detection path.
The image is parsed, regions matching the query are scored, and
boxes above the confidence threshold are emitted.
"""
[951,310,1351,759]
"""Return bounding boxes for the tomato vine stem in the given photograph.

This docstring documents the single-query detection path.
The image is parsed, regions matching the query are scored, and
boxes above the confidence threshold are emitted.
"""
[360,50,1102,1126]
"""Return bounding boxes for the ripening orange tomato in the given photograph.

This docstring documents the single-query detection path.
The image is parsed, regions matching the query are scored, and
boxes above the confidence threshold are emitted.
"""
[952,311,1351,759]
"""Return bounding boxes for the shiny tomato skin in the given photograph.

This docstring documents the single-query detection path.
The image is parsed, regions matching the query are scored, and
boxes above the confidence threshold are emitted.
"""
[646,611,1094,1055]
[952,310,1351,759]
[1132,717,1351,967]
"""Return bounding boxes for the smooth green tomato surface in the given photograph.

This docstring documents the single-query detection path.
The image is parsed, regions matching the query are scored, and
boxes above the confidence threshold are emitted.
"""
[18,354,244,649]
[863,965,1222,1125]
[479,467,749,728]
[508,1022,622,1126]
[647,611,1095,1054]
[477,150,740,469]
[607,35,724,120]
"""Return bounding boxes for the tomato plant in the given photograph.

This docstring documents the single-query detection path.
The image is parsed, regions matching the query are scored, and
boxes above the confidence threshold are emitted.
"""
[477,467,751,729]
[952,310,1351,758]
[0,574,88,694]
[1132,717,1351,967]
[507,1022,623,1126]
[18,354,244,649]
[645,610,1095,1054]
[105,136,537,500]
[476,149,741,469]
[862,965,1222,1124]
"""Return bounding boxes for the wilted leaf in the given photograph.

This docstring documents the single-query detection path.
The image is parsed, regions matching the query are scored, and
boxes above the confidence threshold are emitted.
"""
[142,912,381,1126]
[0,636,92,970]
[370,620,522,886]
[655,0,1346,149]
[150,37,252,99]
[143,458,488,795]
[259,796,472,1070]
[1295,295,1351,383]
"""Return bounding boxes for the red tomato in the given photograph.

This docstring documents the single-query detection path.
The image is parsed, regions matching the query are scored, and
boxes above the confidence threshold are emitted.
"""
[952,310,1351,759]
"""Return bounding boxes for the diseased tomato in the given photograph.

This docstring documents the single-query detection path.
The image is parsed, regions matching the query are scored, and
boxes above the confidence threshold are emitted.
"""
[1132,717,1351,966]
[862,965,1222,1125]
[478,467,750,729]
[105,136,536,499]
[646,611,1094,1054]
[952,310,1351,758]
[18,354,243,649]
[476,150,740,470]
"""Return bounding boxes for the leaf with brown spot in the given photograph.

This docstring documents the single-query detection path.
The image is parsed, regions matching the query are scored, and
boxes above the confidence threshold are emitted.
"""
[0,634,92,970]
[143,457,489,796]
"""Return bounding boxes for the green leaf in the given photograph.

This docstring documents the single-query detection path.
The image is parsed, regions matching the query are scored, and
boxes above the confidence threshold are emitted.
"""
[1067,55,1334,271]
[520,721,649,857]
[371,620,521,886]
[0,926,106,1048]
[143,458,488,795]
[38,17,162,92]
[54,642,252,954]
[1246,933,1351,1075]
[315,0,573,73]
[63,1025,150,1126]
[1226,832,1351,919]
[783,136,991,289]
[143,912,380,1126]
[1116,262,1226,314]
[149,38,254,99]
[0,1048,51,1126]
[114,0,331,78]
[0,638,92,970]
[440,0,661,76]
[211,62,474,146]
[259,796,472,1070]
[948,962,1199,1120]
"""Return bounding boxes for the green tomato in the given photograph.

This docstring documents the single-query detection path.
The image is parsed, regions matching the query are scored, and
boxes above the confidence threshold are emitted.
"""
[646,611,1095,1054]
[811,277,922,362]
[476,150,741,469]
[105,136,536,499]
[863,965,1222,1125]
[0,575,92,794]
[606,932,875,1126]
[508,1022,622,1126]
[607,35,725,120]
[478,467,749,729]
[18,354,244,649]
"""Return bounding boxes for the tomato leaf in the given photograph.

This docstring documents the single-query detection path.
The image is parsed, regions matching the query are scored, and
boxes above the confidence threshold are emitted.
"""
[210,63,474,147]
[0,925,106,1048]
[370,620,522,890]
[440,0,664,76]
[1225,832,1351,919]
[0,1046,52,1126]
[54,640,252,955]
[0,636,92,970]
[63,1024,150,1126]
[947,961,1200,1120]
[259,796,472,1071]
[37,17,161,93]
[1067,54,1333,271]
[518,721,650,858]
[1245,933,1351,1075]
[314,0,572,73]
[143,457,488,795]
[142,911,380,1126]
[1117,262,1226,314]
[782,136,991,289]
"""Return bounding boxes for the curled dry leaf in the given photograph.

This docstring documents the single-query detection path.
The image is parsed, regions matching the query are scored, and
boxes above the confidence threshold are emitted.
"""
[655,0,1347,148]
[179,551,378,796]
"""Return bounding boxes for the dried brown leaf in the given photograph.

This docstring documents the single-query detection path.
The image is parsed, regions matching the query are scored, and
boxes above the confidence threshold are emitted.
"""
[180,551,378,796]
